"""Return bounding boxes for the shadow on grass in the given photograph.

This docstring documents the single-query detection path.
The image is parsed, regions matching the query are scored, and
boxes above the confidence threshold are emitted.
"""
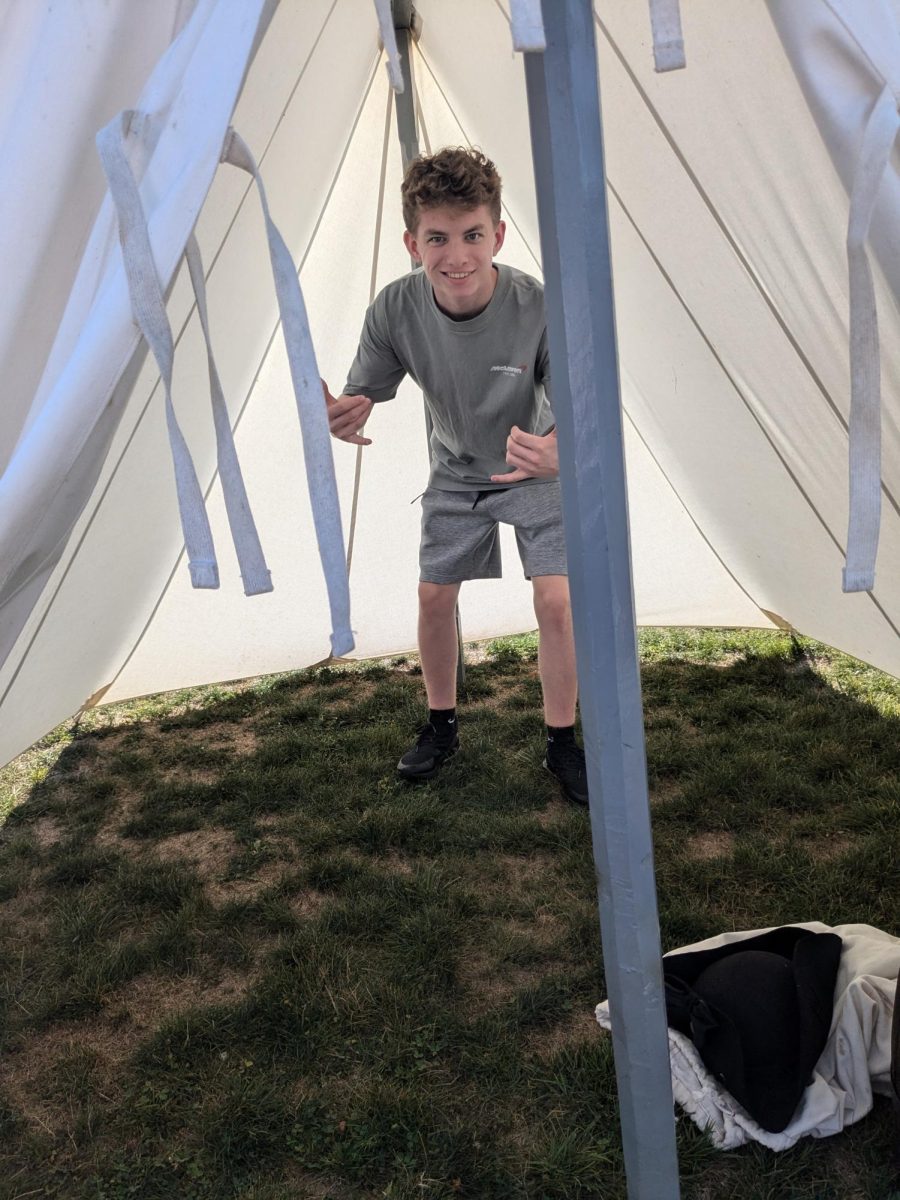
[0,631,897,1199]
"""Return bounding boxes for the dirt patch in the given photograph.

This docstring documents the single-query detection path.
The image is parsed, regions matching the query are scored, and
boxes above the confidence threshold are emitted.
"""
[161,722,258,774]
[2,964,255,1137]
[457,950,545,1013]
[95,822,295,905]
[202,723,258,756]
[533,799,572,827]
[108,965,252,1030]
[524,1006,603,1059]
[498,909,566,952]
[800,832,854,862]
[203,858,289,907]
[92,785,145,848]
[0,885,50,942]
[462,686,512,714]
[30,816,64,849]
[457,907,569,1013]
[320,680,378,712]
[685,831,735,861]
[152,826,238,872]
[373,851,415,877]
[489,851,559,881]
[153,824,288,902]
[268,1162,362,1200]
[288,890,330,921]
[2,1022,129,1137]
[649,778,685,807]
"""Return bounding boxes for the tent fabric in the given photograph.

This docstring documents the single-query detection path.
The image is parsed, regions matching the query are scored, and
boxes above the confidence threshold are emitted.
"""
[768,0,900,595]
[596,922,900,1151]
[2,0,900,768]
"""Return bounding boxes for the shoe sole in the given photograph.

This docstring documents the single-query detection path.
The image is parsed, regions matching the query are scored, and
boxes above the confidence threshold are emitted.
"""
[397,742,459,782]
[543,757,589,806]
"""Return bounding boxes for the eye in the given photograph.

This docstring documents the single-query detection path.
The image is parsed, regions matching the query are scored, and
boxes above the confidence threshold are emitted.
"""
[465,232,484,242]
[427,235,446,244]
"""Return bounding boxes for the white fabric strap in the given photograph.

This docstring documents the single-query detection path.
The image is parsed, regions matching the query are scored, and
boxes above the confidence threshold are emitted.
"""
[373,0,404,93]
[821,0,900,99]
[842,83,898,592]
[97,110,219,589]
[649,0,686,72]
[221,128,354,657]
[510,0,546,52]
[184,234,272,597]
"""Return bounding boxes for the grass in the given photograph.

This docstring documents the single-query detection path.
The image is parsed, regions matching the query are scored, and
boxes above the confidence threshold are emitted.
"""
[0,628,897,1199]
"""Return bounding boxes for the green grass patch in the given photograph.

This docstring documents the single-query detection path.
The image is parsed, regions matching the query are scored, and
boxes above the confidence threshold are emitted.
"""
[0,630,897,1197]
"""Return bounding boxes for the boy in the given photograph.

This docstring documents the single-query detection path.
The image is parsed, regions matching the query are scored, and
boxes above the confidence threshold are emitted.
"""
[326,147,587,805]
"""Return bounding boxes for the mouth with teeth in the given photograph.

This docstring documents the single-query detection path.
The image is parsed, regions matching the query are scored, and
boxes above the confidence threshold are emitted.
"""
[443,271,474,280]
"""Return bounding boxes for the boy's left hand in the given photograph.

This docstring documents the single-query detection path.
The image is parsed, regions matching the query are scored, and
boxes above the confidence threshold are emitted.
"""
[490,426,558,483]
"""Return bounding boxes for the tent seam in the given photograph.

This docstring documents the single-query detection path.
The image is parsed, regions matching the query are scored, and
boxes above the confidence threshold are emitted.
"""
[621,408,770,623]
[415,44,543,275]
[412,42,433,155]
[608,178,900,642]
[345,73,394,578]
[592,5,900,529]
[0,44,382,713]
[96,50,383,698]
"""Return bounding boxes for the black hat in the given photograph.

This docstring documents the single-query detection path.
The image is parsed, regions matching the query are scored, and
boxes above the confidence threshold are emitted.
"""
[664,927,842,1133]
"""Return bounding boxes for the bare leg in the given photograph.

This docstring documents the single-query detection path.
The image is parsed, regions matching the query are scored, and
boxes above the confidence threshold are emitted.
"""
[418,581,462,709]
[532,574,578,726]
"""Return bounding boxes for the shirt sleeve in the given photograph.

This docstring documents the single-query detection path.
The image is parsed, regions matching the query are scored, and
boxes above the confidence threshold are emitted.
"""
[537,327,554,420]
[343,296,407,403]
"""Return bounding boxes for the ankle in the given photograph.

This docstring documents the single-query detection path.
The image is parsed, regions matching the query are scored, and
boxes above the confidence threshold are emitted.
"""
[429,707,457,727]
[546,723,576,745]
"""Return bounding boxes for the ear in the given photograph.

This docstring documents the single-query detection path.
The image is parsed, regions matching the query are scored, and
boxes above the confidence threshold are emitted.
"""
[492,219,506,256]
[403,229,421,263]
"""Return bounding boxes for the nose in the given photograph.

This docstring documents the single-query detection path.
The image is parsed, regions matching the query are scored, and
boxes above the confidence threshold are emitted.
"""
[445,241,470,267]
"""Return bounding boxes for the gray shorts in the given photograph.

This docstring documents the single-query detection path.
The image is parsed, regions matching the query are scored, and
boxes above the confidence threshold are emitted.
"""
[419,481,568,583]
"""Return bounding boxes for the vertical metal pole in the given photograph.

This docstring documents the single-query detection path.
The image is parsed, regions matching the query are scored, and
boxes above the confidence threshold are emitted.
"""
[392,6,466,690]
[393,12,419,172]
[524,4,679,1198]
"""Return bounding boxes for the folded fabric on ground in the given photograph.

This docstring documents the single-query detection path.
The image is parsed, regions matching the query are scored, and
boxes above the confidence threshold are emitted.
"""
[594,922,900,1150]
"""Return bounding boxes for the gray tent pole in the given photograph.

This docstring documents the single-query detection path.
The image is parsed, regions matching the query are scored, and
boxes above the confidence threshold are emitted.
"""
[391,3,465,691]
[392,4,419,170]
[523,4,679,1198]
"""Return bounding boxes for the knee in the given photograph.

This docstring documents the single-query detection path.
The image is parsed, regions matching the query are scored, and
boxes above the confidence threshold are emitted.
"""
[418,582,459,622]
[534,584,572,633]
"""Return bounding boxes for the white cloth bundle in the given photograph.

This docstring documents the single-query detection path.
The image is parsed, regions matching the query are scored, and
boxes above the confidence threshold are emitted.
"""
[596,922,899,1150]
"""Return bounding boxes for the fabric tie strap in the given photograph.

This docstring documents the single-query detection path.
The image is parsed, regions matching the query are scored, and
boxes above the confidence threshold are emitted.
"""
[649,0,686,72]
[373,0,404,92]
[842,82,899,592]
[220,128,354,657]
[510,0,546,52]
[97,110,219,589]
[184,234,273,597]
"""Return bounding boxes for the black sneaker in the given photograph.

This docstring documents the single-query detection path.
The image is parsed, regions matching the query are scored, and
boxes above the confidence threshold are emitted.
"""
[397,721,459,781]
[544,739,589,805]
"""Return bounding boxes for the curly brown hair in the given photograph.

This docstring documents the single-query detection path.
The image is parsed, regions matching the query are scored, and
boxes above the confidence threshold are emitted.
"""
[401,147,502,233]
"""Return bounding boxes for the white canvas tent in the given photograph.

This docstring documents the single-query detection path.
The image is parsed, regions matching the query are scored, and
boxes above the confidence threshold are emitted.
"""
[3,0,900,770]
[3,2,900,1195]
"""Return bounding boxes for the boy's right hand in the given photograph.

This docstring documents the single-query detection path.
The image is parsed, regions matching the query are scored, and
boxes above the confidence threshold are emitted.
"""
[323,381,373,446]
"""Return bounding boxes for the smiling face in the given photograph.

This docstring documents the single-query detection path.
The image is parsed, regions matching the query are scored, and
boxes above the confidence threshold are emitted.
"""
[403,203,506,318]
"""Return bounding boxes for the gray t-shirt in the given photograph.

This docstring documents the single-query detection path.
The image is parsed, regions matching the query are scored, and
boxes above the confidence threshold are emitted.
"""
[344,263,554,491]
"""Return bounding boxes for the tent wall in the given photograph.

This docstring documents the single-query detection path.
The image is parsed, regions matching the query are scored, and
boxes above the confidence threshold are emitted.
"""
[0,1,195,476]
[2,0,900,767]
